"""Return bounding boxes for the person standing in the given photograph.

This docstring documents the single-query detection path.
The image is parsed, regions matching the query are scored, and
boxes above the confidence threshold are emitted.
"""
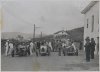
[58,41,62,56]
[26,43,30,56]
[5,40,9,56]
[8,41,14,57]
[90,38,96,59]
[84,37,91,62]
[36,41,40,56]
[29,41,34,55]
[72,41,77,51]
[48,41,53,51]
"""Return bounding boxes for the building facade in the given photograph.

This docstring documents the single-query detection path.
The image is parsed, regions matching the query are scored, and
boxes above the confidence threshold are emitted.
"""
[54,30,70,41]
[81,1,99,54]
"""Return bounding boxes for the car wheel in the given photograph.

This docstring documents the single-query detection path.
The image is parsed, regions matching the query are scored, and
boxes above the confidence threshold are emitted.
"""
[48,54,49,56]
[63,52,66,56]
[75,52,78,56]
[11,50,14,57]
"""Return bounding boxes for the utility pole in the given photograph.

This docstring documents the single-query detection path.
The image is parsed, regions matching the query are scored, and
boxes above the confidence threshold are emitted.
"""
[33,24,35,39]
[33,24,41,41]
[41,32,42,38]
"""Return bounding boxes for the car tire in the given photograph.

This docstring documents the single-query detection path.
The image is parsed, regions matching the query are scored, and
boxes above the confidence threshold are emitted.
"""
[75,52,78,56]
[63,52,66,56]
[48,53,49,56]
[11,50,14,57]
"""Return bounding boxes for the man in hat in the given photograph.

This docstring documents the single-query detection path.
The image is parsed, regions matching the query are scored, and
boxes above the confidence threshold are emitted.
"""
[90,38,96,59]
[84,37,91,62]
[35,41,41,56]
[5,40,9,56]
[58,40,62,56]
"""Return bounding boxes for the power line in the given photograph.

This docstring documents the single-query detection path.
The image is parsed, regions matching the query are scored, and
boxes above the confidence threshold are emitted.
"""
[3,6,34,26]
[3,6,42,30]
[3,6,43,40]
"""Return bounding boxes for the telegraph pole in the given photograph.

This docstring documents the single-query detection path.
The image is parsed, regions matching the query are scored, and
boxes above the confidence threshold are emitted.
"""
[33,24,35,39]
[41,32,42,38]
[33,24,41,41]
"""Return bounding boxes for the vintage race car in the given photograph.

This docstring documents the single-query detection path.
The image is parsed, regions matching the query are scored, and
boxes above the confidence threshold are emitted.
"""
[63,45,78,56]
[17,45,27,56]
[40,45,50,56]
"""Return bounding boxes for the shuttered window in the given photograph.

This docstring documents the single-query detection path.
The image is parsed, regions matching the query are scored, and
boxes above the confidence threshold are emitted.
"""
[91,15,94,32]
[87,19,88,28]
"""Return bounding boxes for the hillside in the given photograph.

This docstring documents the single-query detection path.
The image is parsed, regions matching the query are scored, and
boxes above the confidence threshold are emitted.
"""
[67,27,84,41]
[1,32,45,40]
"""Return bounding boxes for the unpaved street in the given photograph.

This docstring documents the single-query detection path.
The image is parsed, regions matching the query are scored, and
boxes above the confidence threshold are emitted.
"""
[1,50,99,71]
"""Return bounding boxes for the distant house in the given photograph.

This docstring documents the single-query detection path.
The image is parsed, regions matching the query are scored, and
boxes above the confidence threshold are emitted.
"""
[54,30,70,41]
[81,1,99,54]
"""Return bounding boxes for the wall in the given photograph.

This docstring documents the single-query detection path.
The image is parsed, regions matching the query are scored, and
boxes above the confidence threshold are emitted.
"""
[84,2,99,54]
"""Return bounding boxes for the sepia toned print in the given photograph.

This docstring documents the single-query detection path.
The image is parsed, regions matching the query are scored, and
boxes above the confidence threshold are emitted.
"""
[1,0,99,71]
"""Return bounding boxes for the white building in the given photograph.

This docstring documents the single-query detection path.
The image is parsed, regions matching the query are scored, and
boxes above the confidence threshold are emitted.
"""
[54,30,70,41]
[81,1,99,54]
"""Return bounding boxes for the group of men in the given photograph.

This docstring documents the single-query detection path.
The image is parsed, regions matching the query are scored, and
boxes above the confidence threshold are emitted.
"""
[84,37,96,62]
[4,37,96,61]
[4,40,53,57]
[54,39,77,56]
[5,40,14,56]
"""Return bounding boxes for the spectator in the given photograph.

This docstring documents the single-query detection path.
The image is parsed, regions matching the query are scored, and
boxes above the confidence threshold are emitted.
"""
[26,43,30,56]
[72,41,77,51]
[48,41,53,51]
[8,41,14,57]
[90,38,96,59]
[5,40,9,56]
[58,41,62,56]
[35,41,41,56]
[29,41,34,55]
[84,37,91,62]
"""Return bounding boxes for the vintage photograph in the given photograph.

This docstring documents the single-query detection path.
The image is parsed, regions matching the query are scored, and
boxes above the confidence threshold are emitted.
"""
[1,0,99,71]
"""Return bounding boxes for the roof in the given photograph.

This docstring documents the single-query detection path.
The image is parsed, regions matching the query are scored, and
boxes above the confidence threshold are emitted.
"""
[81,1,99,14]
[54,30,64,34]
[54,27,84,41]
[54,30,69,35]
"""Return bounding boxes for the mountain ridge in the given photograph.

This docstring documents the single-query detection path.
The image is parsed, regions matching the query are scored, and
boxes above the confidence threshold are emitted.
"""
[1,32,46,39]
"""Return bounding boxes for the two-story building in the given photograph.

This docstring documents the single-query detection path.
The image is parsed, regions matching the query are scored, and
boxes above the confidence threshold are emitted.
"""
[81,1,99,54]
[54,30,70,41]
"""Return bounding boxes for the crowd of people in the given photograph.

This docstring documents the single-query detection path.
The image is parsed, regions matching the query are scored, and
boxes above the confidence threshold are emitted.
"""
[4,37,96,62]
[4,39,77,57]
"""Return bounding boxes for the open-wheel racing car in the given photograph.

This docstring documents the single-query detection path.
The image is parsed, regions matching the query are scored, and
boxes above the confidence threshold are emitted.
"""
[63,45,78,56]
[18,45,27,56]
[40,45,51,56]
[12,44,27,57]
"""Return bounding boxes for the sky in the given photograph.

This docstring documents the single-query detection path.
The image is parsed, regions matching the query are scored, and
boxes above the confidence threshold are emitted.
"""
[1,0,91,35]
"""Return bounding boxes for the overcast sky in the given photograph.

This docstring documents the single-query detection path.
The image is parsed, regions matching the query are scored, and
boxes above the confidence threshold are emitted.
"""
[1,0,91,35]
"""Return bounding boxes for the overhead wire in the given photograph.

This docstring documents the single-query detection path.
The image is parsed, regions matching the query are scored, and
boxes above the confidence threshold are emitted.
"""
[3,6,35,26]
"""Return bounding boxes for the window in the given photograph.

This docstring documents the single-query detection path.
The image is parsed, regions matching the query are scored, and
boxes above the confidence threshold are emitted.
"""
[91,15,94,32]
[87,19,88,28]
[98,17,99,24]
[98,17,99,32]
